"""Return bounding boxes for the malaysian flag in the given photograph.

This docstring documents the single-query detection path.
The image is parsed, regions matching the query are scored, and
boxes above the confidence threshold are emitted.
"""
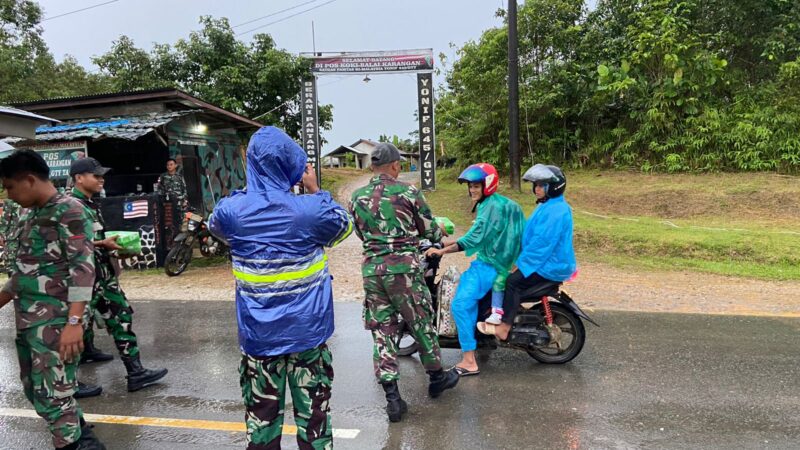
[123,200,149,219]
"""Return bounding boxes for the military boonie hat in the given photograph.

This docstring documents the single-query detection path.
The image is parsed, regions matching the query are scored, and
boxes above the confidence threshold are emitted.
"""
[69,157,111,177]
[371,143,406,166]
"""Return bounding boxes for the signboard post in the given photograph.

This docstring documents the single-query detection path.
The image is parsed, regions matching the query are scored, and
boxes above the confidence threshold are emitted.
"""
[417,73,436,190]
[300,77,322,184]
[304,49,437,190]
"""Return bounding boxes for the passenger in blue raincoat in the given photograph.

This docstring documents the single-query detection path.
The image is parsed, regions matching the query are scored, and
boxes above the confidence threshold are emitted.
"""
[478,164,577,341]
[208,126,353,450]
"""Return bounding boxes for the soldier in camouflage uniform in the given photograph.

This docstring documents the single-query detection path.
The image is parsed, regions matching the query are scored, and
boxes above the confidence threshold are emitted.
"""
[156,158,188,214]
[209,126,353,449]
[0,150,106,450]
[69,158,168,393]
[349,143,459,423]
[0,197,22,274]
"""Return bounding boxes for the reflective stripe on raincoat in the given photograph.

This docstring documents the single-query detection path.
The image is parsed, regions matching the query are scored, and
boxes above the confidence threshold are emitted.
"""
[208,126,353,356]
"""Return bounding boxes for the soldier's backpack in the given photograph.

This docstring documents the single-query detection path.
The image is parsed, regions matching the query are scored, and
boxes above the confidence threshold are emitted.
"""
[436,265,460,338]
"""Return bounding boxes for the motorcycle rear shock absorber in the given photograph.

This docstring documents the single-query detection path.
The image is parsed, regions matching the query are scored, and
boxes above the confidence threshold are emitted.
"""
[541,296,554,326]
[541,295,563,349]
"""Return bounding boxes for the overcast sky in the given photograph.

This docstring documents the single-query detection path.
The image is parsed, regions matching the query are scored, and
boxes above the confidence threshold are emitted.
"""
[35,0,592,154]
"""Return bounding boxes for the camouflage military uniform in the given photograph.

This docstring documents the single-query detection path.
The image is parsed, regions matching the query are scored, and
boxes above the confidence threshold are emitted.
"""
[0,198,22,274]
[1,193,95,448]
[240,345,334,450]
[349,174,444,382]
[156,172,188,211]
[69,188,139,358]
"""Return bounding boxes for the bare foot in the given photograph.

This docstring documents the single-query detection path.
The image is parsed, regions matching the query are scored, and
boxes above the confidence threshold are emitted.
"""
[455,354,479,372]
[495,323,511,341]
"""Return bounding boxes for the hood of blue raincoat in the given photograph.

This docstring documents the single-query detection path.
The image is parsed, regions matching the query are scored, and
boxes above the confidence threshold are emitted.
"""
[246,126,307,192]
[207,125,355,357]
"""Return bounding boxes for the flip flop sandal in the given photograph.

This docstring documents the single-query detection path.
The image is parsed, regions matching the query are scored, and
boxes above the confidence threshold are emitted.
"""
[477,322,510,344]
[477,322,497,335]
[452,366,480,377]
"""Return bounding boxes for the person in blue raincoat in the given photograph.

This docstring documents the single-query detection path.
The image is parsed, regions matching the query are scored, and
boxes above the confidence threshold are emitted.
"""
[208,126,353,450]
[477,164,577,341]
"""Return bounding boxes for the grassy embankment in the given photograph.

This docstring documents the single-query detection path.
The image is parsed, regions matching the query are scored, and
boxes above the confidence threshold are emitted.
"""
[321,167,364,203]
[424,169,800,281]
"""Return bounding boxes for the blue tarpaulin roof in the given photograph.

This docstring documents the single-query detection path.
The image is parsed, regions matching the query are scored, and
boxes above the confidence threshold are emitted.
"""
[28,111,194,142]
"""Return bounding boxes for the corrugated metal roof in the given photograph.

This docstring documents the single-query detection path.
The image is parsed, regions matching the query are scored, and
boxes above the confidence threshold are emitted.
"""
[0,106,61,123]
[9,87,178,107]
[9,88,261,129]
[325,145,372,157]
[32,110,193,142]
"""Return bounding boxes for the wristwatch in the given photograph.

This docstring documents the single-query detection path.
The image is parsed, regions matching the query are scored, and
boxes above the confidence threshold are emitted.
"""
[67,315,83,326]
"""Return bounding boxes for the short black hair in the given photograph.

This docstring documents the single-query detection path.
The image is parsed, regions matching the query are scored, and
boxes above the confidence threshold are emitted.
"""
[0,149,50,180]
[166,158,177,164]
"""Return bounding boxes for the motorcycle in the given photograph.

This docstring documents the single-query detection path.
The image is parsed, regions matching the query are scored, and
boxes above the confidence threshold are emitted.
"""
[164,210,228,276]
[395,241,598,364]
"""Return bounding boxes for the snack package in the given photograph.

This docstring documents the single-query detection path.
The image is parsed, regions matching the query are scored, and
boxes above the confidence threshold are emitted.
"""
[105,231,142,255]
[433,216,456,235]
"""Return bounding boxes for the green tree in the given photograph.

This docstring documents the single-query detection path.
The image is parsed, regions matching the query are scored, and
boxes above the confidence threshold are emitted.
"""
[93,17,331,139]
[436,0,800,173]
[0,0,109,103]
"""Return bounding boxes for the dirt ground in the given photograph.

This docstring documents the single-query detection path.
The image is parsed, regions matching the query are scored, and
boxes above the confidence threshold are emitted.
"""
[121,174,800,317]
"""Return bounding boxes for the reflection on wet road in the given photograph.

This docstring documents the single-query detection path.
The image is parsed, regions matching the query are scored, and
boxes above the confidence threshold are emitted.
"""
[1,301,798,449]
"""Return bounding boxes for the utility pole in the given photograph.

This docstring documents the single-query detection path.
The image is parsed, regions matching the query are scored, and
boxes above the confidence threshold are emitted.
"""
[507,0,521,191]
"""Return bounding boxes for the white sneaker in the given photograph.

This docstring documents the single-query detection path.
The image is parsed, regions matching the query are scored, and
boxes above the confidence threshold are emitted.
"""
[485,312,503,325]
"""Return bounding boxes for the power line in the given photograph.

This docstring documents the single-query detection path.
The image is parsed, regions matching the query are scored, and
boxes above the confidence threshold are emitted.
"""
[233,0,319,28]
[42,0,120,22]
[236,0,338,36]
[319,76,349,87]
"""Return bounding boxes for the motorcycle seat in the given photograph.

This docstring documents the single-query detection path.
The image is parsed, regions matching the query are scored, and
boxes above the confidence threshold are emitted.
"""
[518,281,562,302]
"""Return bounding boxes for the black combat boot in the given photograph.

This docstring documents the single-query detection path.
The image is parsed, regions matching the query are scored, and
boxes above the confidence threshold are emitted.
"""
[76,423,107,450]
[428,368,459,398]
[74,381,102,399]
[122,355,168,392]
[381,381,408,423]
[80,336,113,364]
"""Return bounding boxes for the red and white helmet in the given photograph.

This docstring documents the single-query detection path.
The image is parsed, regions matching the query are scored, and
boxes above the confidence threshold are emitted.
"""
[457,163,499,197]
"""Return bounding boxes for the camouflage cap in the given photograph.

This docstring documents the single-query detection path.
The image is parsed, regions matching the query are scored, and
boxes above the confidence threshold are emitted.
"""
[371,143,406,166]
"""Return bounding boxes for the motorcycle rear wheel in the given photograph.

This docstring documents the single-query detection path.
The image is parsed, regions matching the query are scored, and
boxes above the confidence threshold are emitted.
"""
[164,244,192,276]
[199,242,214,257]
[526,303,586,364]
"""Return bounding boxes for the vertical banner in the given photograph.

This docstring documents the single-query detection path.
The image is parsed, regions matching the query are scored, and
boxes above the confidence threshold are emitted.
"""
[301,76,322,183]
[417,73,436,190]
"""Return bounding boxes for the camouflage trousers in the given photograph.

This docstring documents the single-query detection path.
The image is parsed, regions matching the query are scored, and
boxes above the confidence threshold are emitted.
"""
[363,272,443,383]
[15,324,83,448]
[239,344,334,450]
[85,277,139,358]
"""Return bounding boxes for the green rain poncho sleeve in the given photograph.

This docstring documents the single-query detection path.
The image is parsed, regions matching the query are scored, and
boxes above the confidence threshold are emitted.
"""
[456,194,526,291]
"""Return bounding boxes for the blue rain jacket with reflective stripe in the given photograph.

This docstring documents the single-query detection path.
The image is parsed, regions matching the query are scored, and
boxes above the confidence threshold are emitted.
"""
[208,126,353,357]
[516,195,577,282]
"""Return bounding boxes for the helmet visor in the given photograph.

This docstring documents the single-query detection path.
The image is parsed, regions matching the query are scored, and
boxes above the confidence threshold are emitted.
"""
[522,164,557,183]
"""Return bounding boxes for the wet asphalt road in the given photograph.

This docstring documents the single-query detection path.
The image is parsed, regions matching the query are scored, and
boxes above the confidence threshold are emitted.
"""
[1,301,798,450]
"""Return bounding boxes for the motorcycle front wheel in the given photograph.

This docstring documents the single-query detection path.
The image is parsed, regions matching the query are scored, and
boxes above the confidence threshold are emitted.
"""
[164,243,193,276]
[526,303,586,364]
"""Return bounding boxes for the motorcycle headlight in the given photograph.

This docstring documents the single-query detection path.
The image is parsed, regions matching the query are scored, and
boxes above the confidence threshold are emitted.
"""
[187,221,198,231]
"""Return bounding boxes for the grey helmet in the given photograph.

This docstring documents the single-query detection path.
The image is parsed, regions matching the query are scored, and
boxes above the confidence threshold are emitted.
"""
[522,164,566,201]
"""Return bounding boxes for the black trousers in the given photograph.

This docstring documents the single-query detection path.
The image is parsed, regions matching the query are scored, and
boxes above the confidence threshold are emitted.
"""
[502,271,552,325]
